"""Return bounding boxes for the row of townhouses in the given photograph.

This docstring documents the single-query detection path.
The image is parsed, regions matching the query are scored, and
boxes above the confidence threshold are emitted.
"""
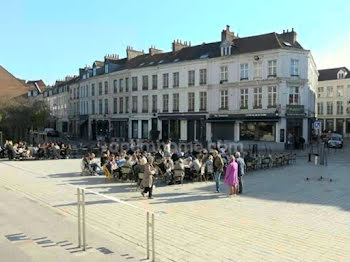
[316,67,350,136]
[31,26,327,148]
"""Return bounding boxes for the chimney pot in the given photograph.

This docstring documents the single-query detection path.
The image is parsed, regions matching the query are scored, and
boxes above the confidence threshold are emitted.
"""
[226,25,230,31]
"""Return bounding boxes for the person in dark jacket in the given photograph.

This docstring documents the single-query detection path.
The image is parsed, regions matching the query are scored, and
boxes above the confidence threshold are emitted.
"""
[212,150,224,193]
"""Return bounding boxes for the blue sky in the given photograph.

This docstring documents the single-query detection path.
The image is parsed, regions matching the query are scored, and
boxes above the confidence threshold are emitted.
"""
[1,0,350,85]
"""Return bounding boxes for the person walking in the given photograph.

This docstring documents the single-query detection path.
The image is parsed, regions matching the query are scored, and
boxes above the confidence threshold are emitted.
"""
[224,155,239,196]
[141,156,156,199]
[212,150,224,193]
[235,152,246,194]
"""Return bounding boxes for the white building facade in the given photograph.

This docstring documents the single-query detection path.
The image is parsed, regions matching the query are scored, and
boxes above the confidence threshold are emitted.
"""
[316,67,350,137]
[70,26,318,149]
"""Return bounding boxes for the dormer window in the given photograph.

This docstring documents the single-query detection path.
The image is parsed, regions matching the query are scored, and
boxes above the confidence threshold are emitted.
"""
[105,64,109,74]
[220,40,232,56]
[93,68,96,76]
[337,70,347,79]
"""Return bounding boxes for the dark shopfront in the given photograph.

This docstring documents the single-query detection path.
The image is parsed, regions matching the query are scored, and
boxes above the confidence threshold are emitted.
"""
[91,120,109,140]
[110,119,129,141]
[285,105,307,149]
[208,112,280,142]
[158,114,206,142]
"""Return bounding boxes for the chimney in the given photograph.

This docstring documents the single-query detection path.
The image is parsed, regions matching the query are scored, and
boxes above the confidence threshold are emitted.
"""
[126,46,144,60]
[281,28,297,44]
[172,40,190,52]
[221,25,237,42]
[149,46,163,56]
[104,54,119,60]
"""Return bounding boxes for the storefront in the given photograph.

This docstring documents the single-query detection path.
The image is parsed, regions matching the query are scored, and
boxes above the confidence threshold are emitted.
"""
[110,118,128,141]
[79,115,89,139]
[208,113,280,142]
[158,114,206,142]
[285,105,307,149]
[325,119,334,131]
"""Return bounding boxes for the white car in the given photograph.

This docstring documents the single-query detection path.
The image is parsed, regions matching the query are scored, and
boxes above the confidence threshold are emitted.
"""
[327,134,343,148]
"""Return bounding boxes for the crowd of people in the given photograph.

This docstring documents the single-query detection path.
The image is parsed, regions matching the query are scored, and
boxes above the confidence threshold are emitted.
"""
[81,140,246,199]
[0,140,72,160]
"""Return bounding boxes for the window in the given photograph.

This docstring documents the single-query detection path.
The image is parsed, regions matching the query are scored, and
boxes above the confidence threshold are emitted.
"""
[152,75,158,90]
[290,59,299,76]
[104,98,108,114]
[113,80,117,93]
[132,96,138,113]
[152,95,157,113]
[200,91,207,111]
[119,79,124,92]
[240,63,248,80]
[163,73,169,88]
[173,93,179,112]
[125,97,129,113]
[98,82,102,95]
[318,86,324,98]
[240,122,275,141]
[91,83,95,96]
[92,100,95,114]
[268,86,277,107]
[268,60,277,77]
[327,86,333,97]
[254,87,262,108]
[142,95,148,113]
[99,99,103,114]
[337,101,343,115]
[173,72,179,88]
[338,71,345,79]
[125,78,129,92]
[188,70,195,86]
[142,75,148,90]
[188,92,195,112]
[337,86,344,97]
[104,81,108,94]
[220,90,228,109]
[132,77,138,91]
[240,89,248,109]
[289,86,300,105]
[317,102,323,115]
[220,66,228,82]
[163,94,169,112]
[132,120,138,139]
[113,98,118,114]
[327,102,333,115]
[254,61,262,79]
[199,69,207,85]
[142,120,148,139]
[119,97,123,113]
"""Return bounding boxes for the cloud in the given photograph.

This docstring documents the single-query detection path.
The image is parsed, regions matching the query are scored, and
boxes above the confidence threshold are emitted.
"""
[313,34,350,70]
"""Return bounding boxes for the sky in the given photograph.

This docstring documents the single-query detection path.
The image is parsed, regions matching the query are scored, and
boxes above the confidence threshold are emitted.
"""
[1,0,350,85]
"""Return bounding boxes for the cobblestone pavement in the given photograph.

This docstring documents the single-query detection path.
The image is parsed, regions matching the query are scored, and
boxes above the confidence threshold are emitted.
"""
[0,145,349,262]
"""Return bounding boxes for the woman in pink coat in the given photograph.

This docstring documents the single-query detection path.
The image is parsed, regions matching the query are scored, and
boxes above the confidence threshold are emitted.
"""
[224,155,239,196]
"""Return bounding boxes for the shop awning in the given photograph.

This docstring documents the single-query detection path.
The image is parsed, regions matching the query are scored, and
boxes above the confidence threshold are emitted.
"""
[110,118,129,122]
[158,114,206,120]
[207,113,280,122]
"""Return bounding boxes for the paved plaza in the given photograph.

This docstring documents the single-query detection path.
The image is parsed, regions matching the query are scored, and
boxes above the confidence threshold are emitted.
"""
[0,146,350,262]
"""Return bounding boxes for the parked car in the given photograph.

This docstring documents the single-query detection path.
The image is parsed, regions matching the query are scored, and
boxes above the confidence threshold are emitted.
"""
[327,134,343,148]
[44,128,59,137]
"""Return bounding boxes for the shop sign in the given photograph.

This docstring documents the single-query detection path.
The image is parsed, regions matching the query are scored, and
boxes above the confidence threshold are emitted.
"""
[286,105,305,117]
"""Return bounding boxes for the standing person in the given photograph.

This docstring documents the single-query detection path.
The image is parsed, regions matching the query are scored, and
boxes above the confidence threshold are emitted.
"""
[141,156,156,199]
[212,150,224,193]
[224,155,239,196]
[235,152,246,194]
[164,140,171,158]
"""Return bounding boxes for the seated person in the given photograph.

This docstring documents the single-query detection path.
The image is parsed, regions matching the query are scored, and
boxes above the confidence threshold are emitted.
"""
[89,153,101,172]
[190,157,202,173]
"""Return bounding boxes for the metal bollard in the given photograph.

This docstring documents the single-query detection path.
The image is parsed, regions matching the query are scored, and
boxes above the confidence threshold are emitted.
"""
[82,189,86,251]
[146,212,150,259]
[152,213,155,262]
[77,188,81,247]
